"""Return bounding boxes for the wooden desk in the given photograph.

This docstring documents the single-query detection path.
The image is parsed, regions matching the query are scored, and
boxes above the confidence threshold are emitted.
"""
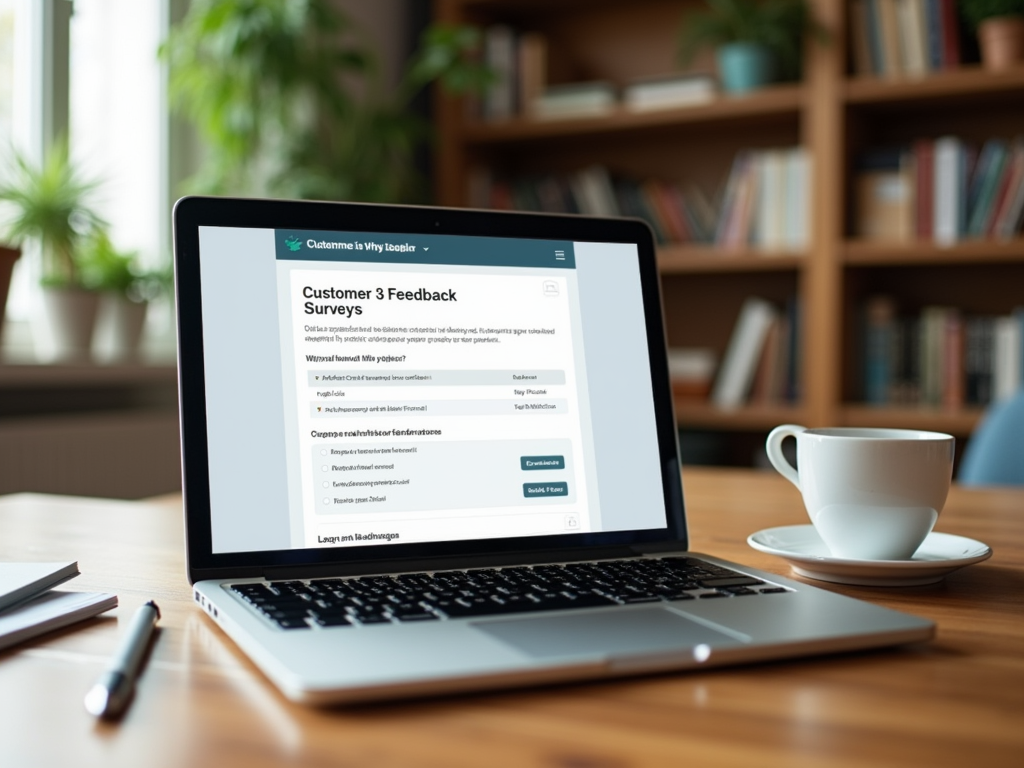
[1,468,1021,767]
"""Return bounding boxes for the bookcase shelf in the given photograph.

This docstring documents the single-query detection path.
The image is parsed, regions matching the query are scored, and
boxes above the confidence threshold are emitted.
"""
[674,401,808,431]
[434,0,1021,465]
[841,405,984,436]
[461,84,804,146]
[843,239,1024,266]
[658,246,805,274]
[845,66,1024,106]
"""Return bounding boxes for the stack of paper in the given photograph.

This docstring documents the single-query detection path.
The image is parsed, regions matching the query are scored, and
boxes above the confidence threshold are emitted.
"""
[0,562,117,651]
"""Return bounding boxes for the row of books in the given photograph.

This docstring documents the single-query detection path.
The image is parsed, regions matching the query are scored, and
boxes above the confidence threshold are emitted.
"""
[849,0,962,78]
[862,297,1024,408]
[480,25,717,122]
[709,297,802,408]
[469,166,716,244]
[470,148,810,251]
[855,136,1024,244]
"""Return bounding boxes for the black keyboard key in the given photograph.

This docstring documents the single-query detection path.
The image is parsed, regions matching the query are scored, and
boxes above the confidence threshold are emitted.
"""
[759,587,788,594]
[351,613,392,625]
[390,611,439,622]
[698,591,730,599]
[314,615,353,627]
[699,576,764,588]
[274,617,311,629]
[261,608,312,620]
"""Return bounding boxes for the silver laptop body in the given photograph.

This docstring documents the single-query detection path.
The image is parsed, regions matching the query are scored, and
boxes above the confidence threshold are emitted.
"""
[174,197,934,704]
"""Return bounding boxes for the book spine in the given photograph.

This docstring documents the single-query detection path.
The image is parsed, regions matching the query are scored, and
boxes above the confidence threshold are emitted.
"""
[968,141,1009,237]
[942,309,964,409]
[516,33,547,118]
[933,136,962,245]
[484,25,516,121]
[920,306,945,406]
[711,298,778,408]
[914,139,934,239]
[977,317,994,405]
[924,0,945,70]
[897,0,929,75]
[851,1,876,76]
[993,315,1023,402]
[996,141,1024,238]
[939,0,961,67]
[878,0,904,76]
[864,296,896,404]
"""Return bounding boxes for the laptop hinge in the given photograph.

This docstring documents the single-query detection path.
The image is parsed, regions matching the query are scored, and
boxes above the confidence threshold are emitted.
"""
[261,546,637,581]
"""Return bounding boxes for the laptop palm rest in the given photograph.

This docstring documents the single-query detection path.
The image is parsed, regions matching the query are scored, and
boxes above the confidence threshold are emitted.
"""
[472,607,742,660]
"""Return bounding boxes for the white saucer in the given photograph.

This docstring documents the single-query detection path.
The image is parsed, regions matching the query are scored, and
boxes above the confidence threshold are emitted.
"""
[747,525,992,587]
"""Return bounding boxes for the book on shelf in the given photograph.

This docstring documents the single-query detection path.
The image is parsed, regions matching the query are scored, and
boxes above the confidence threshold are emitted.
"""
[849,0,961,77]
[535,81,617,120]
[667,348,717,399]
[855,136,1024,243]
[483,25,517,121]
[933,135,967,246]
[860,297,1024,407]
[711,297,801,409]
[854,147,914,241]
[517,32,547,118]
[470,148,808,252]
[622,73,715,112]
[712,298,778,408]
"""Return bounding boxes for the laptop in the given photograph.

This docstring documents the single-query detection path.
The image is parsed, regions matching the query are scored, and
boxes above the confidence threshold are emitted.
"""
[173,196,934,704]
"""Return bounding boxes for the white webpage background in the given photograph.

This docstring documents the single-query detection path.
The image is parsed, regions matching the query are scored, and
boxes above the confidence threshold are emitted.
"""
[283,266,591,548]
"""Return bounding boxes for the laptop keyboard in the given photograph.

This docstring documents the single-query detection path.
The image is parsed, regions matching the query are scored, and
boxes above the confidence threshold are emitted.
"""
[228,557,787,630]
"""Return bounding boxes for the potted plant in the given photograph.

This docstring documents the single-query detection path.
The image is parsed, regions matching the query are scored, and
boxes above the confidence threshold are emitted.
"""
[0,139,105,362]
[678,0,823,94]
[78,231,166,362]
[160,0,492,202]
[960,0,1024,70]
[0,243,19,345]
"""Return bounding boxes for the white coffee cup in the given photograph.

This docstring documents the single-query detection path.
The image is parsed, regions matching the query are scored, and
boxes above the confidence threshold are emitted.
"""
[765,425,955,560]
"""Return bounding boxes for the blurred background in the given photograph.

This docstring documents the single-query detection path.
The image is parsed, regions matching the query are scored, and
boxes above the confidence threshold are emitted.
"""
[0,0,1021,497]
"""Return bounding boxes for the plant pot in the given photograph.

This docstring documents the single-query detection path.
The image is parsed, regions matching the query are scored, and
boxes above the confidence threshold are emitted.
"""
[716,42,777,94]
[0,245,20,344]
[35,286,101,363]
[94,293,148,362]
[978,16,1024,71]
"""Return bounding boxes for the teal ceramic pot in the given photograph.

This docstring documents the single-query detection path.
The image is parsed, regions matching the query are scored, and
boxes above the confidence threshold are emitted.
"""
[716,42,776,93]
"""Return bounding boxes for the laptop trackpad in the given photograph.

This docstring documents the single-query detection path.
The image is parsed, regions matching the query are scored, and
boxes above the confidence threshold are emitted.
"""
[472,607,740,660]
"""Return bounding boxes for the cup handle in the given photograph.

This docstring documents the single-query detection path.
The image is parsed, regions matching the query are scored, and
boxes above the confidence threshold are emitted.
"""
[765,424,805,491]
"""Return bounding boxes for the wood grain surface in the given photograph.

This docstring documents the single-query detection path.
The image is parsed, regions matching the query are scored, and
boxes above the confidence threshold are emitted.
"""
[0,468,1021,768]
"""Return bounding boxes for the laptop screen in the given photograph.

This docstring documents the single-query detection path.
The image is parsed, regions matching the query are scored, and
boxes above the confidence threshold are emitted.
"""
[195,224,669,555]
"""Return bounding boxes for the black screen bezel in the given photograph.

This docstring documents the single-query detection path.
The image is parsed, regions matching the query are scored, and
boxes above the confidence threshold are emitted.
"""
[174,196,687,583]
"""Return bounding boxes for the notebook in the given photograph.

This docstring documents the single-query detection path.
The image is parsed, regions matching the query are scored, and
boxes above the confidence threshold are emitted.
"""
[0,561,79,613]
[173,196,934,704]
[0,591,117,652]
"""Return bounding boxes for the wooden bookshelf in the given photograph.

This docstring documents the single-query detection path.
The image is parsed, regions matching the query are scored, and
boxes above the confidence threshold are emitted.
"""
[434,0,1024,465]
[657,246,805,274]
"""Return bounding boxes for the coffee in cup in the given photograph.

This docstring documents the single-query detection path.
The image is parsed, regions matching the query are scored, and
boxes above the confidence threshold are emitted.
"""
[765,425,954,560]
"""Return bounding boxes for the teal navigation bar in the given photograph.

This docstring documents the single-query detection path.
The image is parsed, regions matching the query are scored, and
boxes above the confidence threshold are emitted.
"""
[276,229,575,269]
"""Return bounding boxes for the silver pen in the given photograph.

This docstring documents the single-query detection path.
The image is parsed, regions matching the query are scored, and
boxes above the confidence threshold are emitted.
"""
[84,600,160,718]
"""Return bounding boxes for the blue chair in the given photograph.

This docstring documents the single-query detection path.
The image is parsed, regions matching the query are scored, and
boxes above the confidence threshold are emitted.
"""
[959,390,1024,486]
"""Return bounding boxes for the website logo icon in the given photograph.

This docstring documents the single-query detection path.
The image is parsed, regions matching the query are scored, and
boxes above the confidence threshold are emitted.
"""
[284,236,303,252]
